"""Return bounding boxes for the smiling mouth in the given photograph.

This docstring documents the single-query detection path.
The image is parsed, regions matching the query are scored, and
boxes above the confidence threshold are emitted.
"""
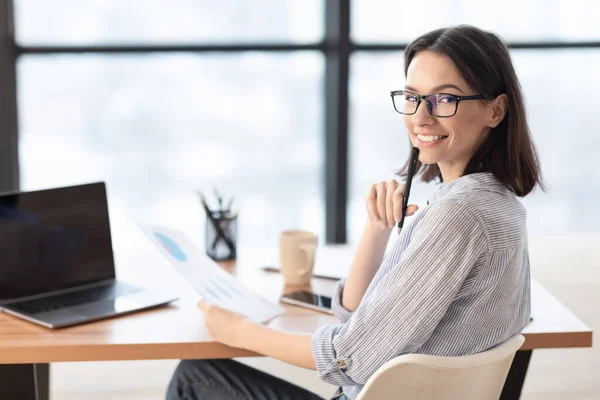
[416,134,448,142]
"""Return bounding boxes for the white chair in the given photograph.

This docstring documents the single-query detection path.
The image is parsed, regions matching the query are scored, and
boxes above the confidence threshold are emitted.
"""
[355,334,525,400]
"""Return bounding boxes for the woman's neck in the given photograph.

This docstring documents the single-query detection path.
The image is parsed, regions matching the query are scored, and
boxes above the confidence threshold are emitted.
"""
[438,162,465,183]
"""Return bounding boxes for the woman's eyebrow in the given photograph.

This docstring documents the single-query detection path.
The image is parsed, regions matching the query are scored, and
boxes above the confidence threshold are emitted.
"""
[404,84,465,94]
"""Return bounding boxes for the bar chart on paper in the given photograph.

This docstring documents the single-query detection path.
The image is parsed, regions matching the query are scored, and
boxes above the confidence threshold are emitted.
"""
[197,275,245,302]
[137,222,284,323]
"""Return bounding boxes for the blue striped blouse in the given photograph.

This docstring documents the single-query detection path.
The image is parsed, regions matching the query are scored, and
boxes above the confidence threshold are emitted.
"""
[311,172,531,399]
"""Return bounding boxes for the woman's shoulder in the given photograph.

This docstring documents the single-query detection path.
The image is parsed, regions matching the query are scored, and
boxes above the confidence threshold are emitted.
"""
[425,192,527,252]
[408,200,486,247]
[429,173,526,217]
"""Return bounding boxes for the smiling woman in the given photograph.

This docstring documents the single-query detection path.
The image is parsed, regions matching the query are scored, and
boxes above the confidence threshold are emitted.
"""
[166,25,542,400]
[396,26,543,194]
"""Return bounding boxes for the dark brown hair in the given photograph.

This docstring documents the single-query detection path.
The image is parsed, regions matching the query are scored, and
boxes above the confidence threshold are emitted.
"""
[398,25,544,197]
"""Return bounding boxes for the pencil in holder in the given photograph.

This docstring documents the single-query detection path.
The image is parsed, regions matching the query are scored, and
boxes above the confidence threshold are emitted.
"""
[205,211,237,261]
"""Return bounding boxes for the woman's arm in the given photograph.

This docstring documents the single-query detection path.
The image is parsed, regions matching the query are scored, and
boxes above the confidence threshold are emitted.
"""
[341,180,419,312]
[198,300,316,369]
[312,202,487,386]
[340,219,391,312]
[240,320,316,370]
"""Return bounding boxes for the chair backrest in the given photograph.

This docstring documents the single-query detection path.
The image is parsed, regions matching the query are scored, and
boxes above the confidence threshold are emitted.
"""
[355,334,525,400]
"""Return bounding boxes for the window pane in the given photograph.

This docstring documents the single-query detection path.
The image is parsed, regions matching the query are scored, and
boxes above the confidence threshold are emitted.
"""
[15,0,323,45]
[349,50,600,243]
[352,0,600,43]
[18,53,324,251]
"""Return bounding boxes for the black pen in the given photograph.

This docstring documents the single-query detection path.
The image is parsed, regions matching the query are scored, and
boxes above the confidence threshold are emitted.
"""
[397,146,420,234]
[197,191,236,253]
[213,187,223,213]
[225,198,234,215]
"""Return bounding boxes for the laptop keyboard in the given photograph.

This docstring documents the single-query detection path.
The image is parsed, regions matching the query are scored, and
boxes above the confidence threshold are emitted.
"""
[6,283,141,315]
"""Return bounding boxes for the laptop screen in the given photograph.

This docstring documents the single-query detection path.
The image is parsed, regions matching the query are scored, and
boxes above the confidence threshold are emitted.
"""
[0,182,116,300]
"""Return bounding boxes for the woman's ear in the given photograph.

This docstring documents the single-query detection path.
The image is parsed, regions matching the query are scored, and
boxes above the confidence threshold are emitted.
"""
[487,94,508,128]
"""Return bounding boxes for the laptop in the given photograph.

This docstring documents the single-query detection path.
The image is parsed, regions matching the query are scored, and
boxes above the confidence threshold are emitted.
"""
[0,182,178,329]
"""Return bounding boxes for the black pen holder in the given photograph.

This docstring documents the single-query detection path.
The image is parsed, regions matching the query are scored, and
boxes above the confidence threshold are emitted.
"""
[205,211,238,261]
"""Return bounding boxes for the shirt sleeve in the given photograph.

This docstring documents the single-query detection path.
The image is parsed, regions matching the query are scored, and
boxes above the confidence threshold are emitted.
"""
[311,201,487,386]
[330,239,398,323]
[331,278,354,323]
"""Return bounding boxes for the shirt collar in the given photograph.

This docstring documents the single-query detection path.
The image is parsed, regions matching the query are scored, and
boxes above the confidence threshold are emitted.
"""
[428,172,509,204]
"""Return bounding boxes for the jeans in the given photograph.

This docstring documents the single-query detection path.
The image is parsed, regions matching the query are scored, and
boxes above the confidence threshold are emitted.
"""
[166,359,348,400]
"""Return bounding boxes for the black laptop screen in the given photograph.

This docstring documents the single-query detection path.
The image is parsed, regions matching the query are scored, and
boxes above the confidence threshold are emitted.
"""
[0,182,116,300]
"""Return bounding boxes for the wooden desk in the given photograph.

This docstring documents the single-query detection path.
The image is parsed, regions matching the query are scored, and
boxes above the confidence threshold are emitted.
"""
[0,249,592,399]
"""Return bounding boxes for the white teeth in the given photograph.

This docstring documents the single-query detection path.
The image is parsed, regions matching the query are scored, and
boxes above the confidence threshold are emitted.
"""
[417,134,446,142]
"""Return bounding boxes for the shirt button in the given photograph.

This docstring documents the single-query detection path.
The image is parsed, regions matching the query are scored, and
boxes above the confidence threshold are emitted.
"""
[337,360,346,367]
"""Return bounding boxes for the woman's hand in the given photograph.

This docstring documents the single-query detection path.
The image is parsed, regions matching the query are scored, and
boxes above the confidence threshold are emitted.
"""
[366,180,419,230]
[198,301,316,370]
[197,300,249,349]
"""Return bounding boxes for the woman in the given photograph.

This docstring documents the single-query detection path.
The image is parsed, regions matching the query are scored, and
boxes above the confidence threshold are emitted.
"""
[167,24,543,400]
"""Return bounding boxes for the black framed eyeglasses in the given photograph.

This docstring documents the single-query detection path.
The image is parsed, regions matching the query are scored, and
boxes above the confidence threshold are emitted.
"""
[390,90,486,118]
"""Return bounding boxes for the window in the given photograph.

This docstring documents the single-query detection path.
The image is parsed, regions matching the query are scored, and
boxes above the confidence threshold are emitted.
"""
[14,0,323,45]
[510,49,600,233]
[351,0,600,43]
[7,1,600,247]
[18,53,324,250]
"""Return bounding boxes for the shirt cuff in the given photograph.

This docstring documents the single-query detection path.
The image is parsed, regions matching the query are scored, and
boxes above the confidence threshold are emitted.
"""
[311,324,357,387]
[331,278,354,323]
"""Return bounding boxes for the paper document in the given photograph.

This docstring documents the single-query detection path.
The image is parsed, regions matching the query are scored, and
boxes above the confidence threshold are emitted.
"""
[138,222,284,324]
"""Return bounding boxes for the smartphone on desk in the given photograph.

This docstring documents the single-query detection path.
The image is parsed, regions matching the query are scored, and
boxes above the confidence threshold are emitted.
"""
[280,291,333,315]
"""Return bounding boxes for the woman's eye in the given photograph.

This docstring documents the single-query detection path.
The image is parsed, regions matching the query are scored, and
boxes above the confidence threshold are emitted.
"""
[438,95,457,103]
[405,95,418,102]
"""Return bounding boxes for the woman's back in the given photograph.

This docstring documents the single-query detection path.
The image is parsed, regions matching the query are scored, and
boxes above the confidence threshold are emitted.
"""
[411,172,531,356]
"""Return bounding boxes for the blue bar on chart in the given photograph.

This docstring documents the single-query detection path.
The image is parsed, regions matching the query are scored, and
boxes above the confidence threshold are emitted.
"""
[216,275,245,298]
[196,286,210,300]
[203,284,220,300]
[209,278,232,299]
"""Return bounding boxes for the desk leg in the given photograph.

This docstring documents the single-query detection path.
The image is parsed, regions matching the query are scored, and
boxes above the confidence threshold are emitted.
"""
[0,363,49,400]
[500,350,532,400]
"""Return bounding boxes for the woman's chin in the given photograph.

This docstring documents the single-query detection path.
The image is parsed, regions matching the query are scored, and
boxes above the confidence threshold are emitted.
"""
[417,154,439,165]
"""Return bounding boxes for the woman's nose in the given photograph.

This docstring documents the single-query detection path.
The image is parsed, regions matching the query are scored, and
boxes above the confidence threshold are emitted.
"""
[412,99,435,126]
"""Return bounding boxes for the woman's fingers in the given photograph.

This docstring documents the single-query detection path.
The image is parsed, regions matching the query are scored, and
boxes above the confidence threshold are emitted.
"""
[405,204,419,217]
[366,181,419,229]
[385,180,398,227]
[376,181,387,227]
[393,186,404,223]
[366,184,380,222]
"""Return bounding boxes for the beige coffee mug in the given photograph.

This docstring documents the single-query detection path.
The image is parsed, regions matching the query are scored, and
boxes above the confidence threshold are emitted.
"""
[279,230,318,285]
